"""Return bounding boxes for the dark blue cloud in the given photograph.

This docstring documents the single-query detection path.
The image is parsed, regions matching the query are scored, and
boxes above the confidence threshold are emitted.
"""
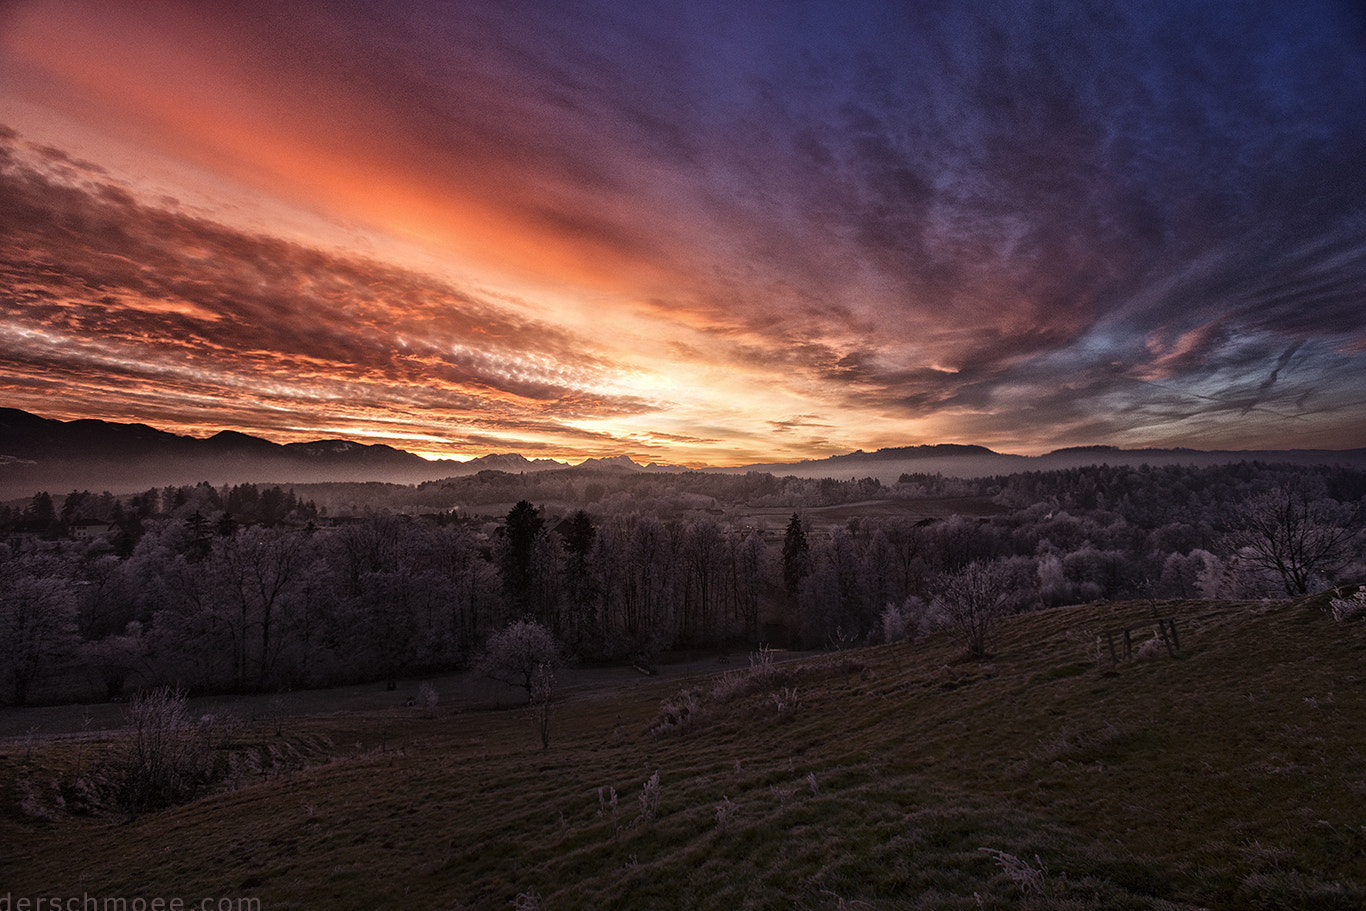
[4,0,1364,454]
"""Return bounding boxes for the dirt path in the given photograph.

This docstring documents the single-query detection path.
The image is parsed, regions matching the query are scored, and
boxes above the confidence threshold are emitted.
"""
[0,648,819,741]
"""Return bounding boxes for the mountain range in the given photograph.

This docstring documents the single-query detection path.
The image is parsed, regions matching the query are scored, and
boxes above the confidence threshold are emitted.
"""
[3,407,1364,499]
[0,409,698,498]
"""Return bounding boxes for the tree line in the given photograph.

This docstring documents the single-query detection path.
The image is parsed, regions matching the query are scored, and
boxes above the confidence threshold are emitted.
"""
[1,461,1361,704]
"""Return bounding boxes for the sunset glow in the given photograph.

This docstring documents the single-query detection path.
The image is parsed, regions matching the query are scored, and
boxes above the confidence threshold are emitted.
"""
[2,0,1364,464]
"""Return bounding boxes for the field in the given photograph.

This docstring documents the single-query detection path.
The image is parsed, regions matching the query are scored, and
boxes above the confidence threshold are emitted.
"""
[3,591,1364,910]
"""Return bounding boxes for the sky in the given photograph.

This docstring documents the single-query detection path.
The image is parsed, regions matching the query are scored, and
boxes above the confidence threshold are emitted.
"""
[1,0,1365,466]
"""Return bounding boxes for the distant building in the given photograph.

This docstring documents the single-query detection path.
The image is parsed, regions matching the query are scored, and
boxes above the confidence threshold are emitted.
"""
[70,522,116,541]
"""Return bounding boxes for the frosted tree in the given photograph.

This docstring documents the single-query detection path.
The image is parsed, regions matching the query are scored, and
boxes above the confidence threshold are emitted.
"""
[931,559,1015,659]
[477,619,561,701]
[1226,485,1360,596]
[0,553,78,704]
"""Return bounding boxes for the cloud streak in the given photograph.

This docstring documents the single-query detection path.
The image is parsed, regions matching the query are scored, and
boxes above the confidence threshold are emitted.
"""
[0,131,656,452]
[1,0,1364,461]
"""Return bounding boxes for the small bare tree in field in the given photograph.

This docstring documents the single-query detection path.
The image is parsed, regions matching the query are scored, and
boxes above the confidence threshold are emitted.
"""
[531,664,555,750]
[1226,485,1360,596]
[476,619,561,702]
[932,560,1013,659]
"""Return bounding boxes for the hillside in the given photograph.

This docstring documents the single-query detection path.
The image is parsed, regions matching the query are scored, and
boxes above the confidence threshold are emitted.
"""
[3,592,1363,909]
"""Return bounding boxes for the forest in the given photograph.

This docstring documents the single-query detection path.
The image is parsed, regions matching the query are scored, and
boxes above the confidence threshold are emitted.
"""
[1,460,1363,705]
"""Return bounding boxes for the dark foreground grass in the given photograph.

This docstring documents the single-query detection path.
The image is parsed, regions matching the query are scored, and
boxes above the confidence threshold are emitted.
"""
[3,592,1365,909]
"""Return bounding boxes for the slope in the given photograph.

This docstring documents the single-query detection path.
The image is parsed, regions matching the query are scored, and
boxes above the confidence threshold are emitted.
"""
[2,591,1364,910]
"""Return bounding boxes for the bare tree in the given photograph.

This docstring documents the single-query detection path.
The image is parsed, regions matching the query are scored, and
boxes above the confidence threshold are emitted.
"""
[213,526,310,689]
[0,553,78,705]
[1226,485,1360,596]
[726,528,764,642]
[931,560,1014,659]
[531,664,555,750]
[681,518,725,642]
[477,619,561,701]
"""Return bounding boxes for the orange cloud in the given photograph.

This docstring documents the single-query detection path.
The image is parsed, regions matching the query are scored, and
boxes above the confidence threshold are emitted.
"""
[3,1,1364,461]
[2,0,695,297]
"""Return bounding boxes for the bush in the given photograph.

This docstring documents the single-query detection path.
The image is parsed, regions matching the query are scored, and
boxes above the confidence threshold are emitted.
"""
[649,687,703,736]
[100,687,213,818]
[1329,589,1366,623]
[416,681,439,717]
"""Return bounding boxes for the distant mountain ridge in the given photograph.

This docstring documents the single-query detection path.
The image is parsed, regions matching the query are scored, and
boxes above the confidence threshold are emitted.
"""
[2,407,1363,498]
[829,443,1002,459]
[0,409,688,497]
[726,441,1366,484]
[0,408,447,497]
[0,408,428,465]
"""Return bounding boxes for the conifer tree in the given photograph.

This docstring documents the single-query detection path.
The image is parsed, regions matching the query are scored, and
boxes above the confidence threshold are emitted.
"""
[782,512,810,598]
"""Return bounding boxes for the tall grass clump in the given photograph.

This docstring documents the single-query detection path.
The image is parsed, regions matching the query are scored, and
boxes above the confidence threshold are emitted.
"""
[637,771,661,824]
[979,848,1058,903]
[714,795,737,832]
[597,785,621,832]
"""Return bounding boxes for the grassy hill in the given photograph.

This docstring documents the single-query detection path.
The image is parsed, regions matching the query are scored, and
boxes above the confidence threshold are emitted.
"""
[3,592,1364,910]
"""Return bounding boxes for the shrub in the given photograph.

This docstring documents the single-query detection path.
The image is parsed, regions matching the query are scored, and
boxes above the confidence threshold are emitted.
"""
[416,681,439,717]
[770,686,800,721]
[100,687,213,819]
[881,599,914,643]
[649,688,702,736]
[1329,589,1366,623]
[979,847,1056,901]
[749,644,781,686]
[708,669,751,704]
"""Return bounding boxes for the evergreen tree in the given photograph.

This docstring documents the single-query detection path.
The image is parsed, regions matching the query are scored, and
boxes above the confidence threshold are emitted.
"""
[562,509,597,631]
[216,512,239,538]
[782,512,810,598]
[185,511,213,562]
[500,500,544,614]
[24,491,56,529]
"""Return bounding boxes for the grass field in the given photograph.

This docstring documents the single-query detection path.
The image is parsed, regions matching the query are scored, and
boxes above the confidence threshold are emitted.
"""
[3,591,1364,910]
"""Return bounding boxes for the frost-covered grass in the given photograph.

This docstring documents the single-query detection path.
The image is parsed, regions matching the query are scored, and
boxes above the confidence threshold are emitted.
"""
[1329,586,1366,623]
[3,592,1365,910]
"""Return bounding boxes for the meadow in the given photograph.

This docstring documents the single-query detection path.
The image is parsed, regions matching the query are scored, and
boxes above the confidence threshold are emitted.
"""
[3,589,1363,910]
